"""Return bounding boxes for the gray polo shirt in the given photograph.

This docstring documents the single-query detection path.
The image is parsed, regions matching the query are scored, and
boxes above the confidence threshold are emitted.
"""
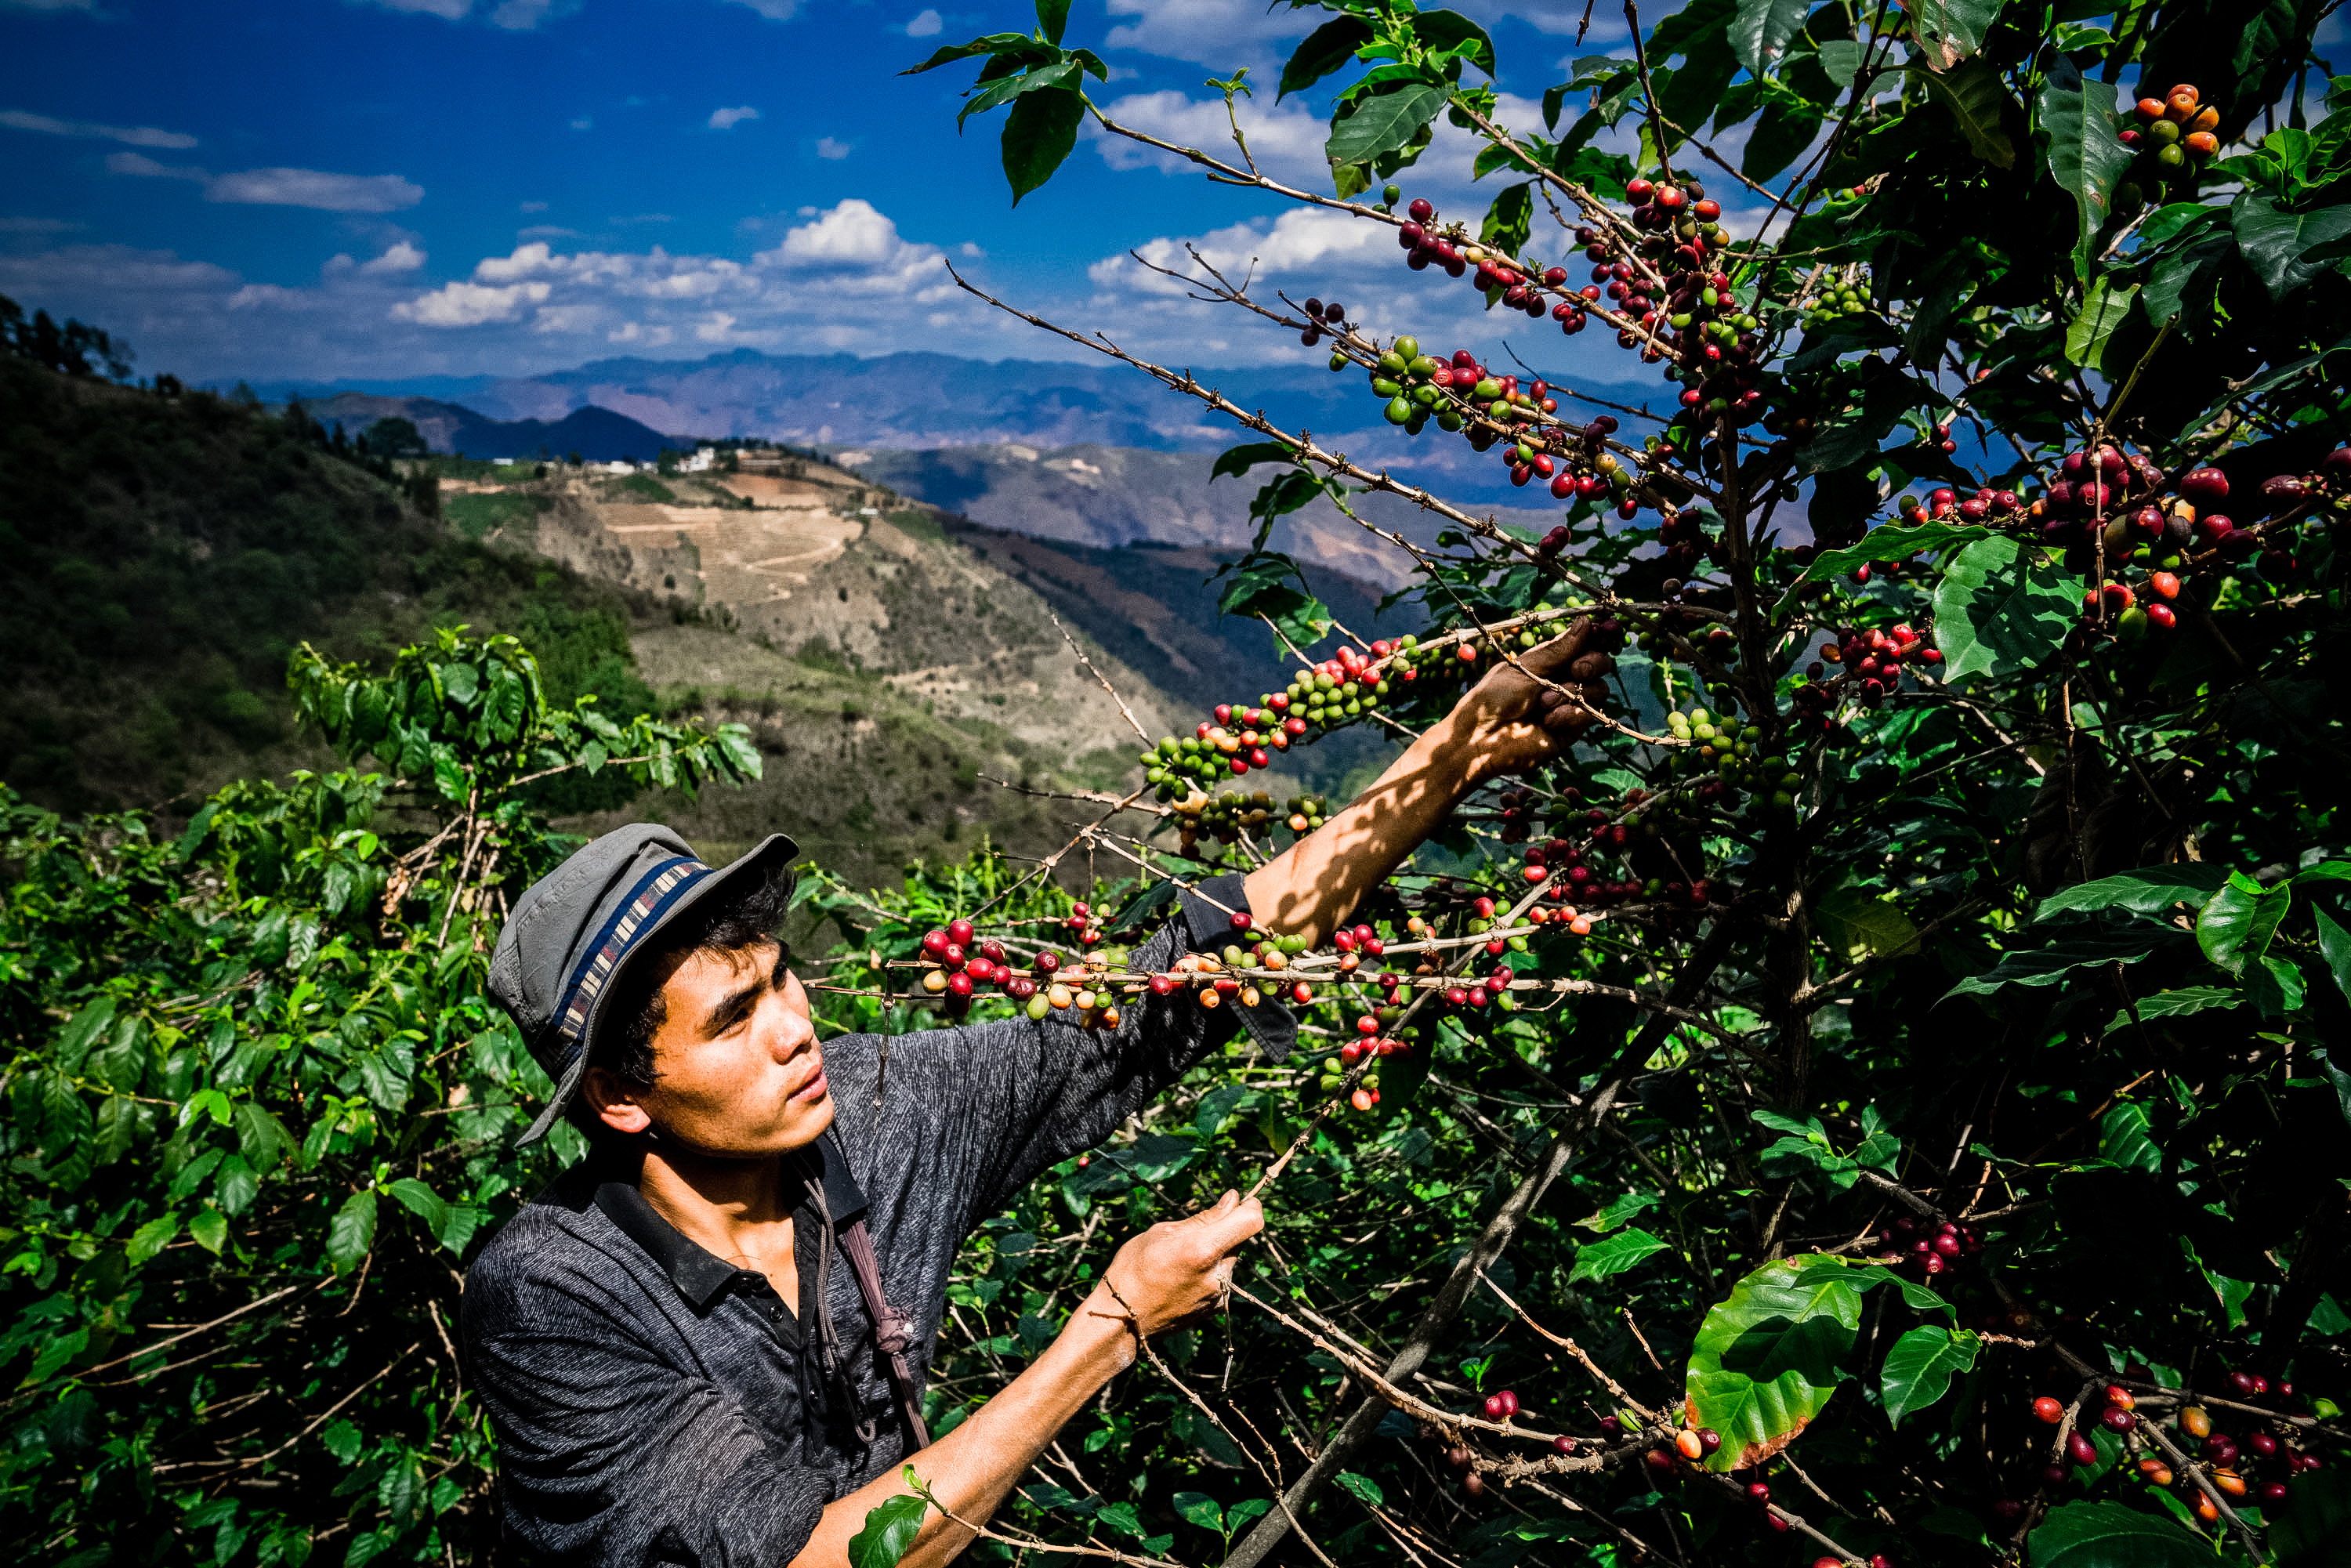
[461,879,1288,1566]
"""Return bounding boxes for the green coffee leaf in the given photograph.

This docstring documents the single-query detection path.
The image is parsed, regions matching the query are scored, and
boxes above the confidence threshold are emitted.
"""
[1172,1492,1224,1530]
[2035,865,2230,922]
[1879,1326,1980,1425]
[1002,86,1085,205]
[1802,520,1991,581]
[1327,82,1447,164]
[1945,928,2171,998]
[1727,0,1809,78]
[1570,1226,1670,1284]
[1335,1471,1386,1508]
[2025,1499,2208,1566]
[127,1214,180,1267]
[2197,870,2291,975]
[54,997,119,1077]
[2063,279,2138,372]
[1931,535,2077,681]
[1814,885,1920,968]
[190,1207,229,1256]
[386,1177,451,1243]
[848,1487,929,1568]
[2038,58,2136,277]
[326,1190,378,1273]
[1280,16,1374,100]
[1917,57,2017,167]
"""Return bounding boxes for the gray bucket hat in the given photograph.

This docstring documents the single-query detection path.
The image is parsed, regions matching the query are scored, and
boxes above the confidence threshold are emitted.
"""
[488,824,799,1144]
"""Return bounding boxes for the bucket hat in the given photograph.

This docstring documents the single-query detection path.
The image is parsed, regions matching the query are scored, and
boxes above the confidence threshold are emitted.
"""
[487,824,798,1143]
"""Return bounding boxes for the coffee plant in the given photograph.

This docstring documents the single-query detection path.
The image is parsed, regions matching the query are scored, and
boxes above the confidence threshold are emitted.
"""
[0,630,761,1564]
[871,0,2351,1563]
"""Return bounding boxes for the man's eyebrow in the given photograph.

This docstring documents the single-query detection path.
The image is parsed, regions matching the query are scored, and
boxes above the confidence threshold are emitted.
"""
[701,968,770,1038]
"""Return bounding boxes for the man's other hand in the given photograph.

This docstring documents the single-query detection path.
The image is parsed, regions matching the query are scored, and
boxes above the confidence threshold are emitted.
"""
[1095,1190,1264,1339]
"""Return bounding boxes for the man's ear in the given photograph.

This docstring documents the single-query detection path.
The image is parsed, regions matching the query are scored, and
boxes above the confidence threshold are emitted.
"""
[581,1064,653,1136]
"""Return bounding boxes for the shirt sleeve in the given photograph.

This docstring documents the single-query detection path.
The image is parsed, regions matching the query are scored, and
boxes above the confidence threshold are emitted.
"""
[462,1237,833,1568]
[832,873,1296,1234]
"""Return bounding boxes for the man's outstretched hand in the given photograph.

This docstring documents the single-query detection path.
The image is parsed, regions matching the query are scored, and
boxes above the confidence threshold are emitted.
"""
[1443,616,1620,784]
[1093,1190,1264,1343]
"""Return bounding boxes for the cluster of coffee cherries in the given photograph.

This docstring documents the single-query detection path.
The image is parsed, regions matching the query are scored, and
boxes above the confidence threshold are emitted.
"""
[1355,183,1758,488]
[1394,196,1595,331]
[1643,1423,1726,1476]
[2117,81,2221,214]
[1293,294,1346,347]
[1143,641,1411,800]
[2025,1377,2320,1519]
[2027,447,2329,632]
[1808,621,1940,702]
[1878,1215,1982,1276]
[916,917,1128,1027]
[1662,708,1806,809]
[1798,266,1876,331]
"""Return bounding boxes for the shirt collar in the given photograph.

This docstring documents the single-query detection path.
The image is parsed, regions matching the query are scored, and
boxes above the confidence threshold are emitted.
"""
[588,1132,869,1310]
[593,1180,746,1309]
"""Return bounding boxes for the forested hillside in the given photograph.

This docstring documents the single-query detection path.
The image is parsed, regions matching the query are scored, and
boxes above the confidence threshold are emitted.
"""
[0,353,1167,889]
[0,357,655,812]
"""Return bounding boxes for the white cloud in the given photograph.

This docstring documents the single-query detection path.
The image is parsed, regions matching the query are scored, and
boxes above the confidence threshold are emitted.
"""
[1,109,197,149]
[487,0,571,25]
[708,104,761,130]
[1087,91,1331,186]
[107,150,426,212]
[350,0,472,16]
[473,241,560,281]
[571,116,593,130]
[814,136,853,160]
[393,279,553,326]
[360,241,427,274]
[4,0,103,10]
[1102,0,1318,68]
[720,0,802,18]
[1091,208,1383,295]
[762,199,930,272]
[345,0,574,25]
[0,215,85,233]
[904,7,941,36]
[107,150,206,183]
[518,223,581,241]
[520,199,549,212]
[208,168,425,212]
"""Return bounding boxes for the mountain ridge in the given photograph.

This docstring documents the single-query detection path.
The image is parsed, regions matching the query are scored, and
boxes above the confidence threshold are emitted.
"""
[302,393,686,462]
[211,346,1675,502]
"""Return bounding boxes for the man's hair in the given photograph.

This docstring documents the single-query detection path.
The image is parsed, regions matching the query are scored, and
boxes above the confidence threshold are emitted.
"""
[569,867,796,1133]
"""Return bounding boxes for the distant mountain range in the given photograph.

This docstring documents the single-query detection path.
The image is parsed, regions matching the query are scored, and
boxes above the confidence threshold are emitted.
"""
[302,393,684,463]
[220,346,1676,505]
[837,442,1566,588]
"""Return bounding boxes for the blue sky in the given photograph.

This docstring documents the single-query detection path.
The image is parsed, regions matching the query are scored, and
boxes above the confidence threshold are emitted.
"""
[0,0,1643,385]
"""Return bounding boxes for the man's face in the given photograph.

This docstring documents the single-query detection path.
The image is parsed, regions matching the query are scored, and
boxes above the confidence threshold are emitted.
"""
[585,938,835,1157]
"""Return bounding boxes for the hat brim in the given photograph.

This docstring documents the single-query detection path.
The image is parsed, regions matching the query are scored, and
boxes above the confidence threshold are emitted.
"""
[515,831,799,1146]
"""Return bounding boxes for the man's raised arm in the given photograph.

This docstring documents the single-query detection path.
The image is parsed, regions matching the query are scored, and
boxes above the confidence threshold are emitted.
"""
[1243,621,1614,945]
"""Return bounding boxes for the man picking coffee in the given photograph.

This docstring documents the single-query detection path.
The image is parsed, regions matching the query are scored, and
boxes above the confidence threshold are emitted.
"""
[462,625,1612,1566]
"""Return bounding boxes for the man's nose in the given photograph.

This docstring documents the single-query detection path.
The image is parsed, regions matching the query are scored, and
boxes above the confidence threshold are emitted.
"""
[763,990,816,1058]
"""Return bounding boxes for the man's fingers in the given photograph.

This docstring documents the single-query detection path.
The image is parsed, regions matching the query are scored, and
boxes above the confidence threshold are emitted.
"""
[1191,1192,1264,1255]
[1516,617,1594,679]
